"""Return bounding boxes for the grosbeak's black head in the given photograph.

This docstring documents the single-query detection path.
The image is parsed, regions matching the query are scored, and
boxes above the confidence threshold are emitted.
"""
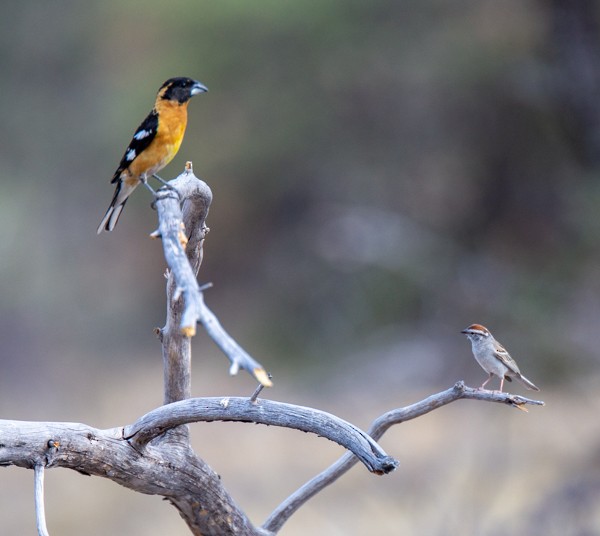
[158,77,208,104]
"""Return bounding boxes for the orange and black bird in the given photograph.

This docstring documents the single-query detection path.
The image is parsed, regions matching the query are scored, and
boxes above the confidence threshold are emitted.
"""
[97,77,208,234]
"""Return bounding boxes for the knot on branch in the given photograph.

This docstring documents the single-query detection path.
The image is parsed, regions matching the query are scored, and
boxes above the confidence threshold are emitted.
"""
[453,380,466,394]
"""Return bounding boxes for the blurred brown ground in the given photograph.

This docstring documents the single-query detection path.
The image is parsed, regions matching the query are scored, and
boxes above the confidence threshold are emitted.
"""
[0,0,599,534]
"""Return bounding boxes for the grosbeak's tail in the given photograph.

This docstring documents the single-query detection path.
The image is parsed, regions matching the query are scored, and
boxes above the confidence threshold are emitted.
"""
[97,181,134,234]
[97,200,127,234]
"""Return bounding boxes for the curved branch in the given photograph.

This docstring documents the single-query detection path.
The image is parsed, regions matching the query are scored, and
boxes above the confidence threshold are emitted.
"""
[124,397,398,475]
[370,381,544,436]
[262,381,544,532]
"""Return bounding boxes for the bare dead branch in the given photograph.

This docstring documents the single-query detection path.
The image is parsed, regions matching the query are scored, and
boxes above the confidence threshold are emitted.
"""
[124,397,398,475]
[155,163,271,389]
[0,378,543,535]
[155,163,210,407]
[0,389,402,535]
[0,420,266,536]
[34,464,49,536]
[153,167,207,338]
[197,296,273,387]
[262,381,545,532]
[149,163,275,532]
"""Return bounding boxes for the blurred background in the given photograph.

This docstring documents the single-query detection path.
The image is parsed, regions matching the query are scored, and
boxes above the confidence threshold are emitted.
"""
[0,0,599,534]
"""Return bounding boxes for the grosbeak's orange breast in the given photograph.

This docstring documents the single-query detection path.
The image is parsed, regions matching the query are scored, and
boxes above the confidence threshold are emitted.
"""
[124,100,189,185]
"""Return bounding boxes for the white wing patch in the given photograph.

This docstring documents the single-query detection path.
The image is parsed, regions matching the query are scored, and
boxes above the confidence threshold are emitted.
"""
[125,148,136,161]
[134,129,152,140]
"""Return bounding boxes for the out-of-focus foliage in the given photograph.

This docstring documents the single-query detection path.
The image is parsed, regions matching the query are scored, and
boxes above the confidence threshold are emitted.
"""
[0,0,599,534]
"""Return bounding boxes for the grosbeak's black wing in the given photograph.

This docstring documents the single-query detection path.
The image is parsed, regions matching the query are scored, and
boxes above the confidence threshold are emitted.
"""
[111,109,159,183]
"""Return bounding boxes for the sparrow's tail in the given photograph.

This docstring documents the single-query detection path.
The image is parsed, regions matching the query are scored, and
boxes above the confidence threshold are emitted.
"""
[96,181,134,234]
[515,373,540,391]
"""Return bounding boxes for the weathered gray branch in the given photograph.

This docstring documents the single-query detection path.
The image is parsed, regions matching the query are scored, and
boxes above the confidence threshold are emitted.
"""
[124,397,398,475]
[0,420,265,536]
[0,389,400,535]
[154,163,271,389]
[34,464,49,536]
[147,163,275,534]
[154,162,211,407]
[154,180,206,339]
[0,382,544,535]
[262,381,545,532]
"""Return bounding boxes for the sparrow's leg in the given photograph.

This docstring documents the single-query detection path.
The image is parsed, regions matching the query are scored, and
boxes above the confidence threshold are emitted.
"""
[479,373,493,390]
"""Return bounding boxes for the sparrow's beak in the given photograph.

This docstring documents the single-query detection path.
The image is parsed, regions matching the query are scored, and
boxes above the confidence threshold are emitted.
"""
[191,81,208,95]
[460,329,469,334]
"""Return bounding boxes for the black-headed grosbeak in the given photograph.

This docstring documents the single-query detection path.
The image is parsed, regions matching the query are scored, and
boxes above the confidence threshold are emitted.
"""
[97,77,208,234]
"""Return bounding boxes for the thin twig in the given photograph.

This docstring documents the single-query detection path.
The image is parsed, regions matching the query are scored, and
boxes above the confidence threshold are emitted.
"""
[262,381,544,532]
[250,376,271,403]
[34,464,49,536]
[197,295,272,387]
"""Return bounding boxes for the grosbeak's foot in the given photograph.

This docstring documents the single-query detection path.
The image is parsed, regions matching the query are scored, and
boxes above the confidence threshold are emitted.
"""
[140,178,157,195]
[152,175,176,194]
[152,174,170,186]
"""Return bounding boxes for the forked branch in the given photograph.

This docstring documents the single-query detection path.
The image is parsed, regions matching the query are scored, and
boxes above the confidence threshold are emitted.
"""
[0,383,543,535]
[262,381,544,532]
[154,162,271,389]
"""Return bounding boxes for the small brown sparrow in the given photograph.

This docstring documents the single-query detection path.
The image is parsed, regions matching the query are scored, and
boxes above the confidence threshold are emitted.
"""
[461,324,540,392]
